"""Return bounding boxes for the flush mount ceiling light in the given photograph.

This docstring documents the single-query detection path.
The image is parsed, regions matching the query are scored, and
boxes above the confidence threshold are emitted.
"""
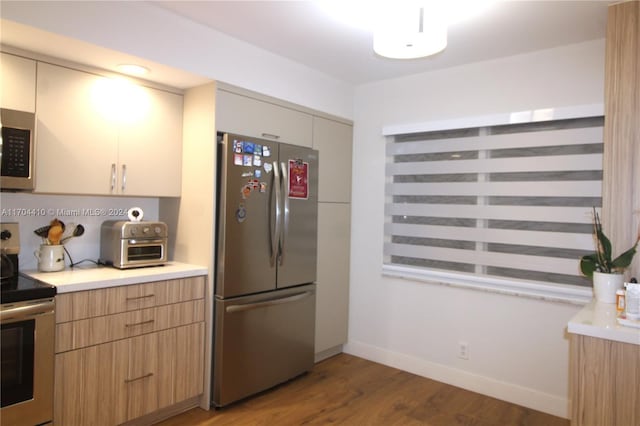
[316,0,494,60]
[116,63,149,76]
[373,3,447,59]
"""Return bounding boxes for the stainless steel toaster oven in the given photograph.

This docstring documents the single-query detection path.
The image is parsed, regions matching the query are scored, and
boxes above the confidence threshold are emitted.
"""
[99,220,168,269]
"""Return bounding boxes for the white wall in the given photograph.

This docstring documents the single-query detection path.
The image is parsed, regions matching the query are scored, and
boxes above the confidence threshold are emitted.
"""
[0,1,353,120]
[347,39,606,419]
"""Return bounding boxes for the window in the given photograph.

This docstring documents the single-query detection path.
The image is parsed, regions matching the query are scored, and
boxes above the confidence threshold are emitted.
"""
[384,114,604,300]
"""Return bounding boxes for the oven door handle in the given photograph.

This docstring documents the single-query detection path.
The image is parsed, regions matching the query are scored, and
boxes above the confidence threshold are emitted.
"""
[1,300,55,322]
[127,239,165,245]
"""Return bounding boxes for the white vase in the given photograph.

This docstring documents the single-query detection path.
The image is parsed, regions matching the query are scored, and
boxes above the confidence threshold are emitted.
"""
[592,271,624,304]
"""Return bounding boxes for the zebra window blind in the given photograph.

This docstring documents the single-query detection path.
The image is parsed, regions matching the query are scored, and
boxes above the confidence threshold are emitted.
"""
[384,116,604,288]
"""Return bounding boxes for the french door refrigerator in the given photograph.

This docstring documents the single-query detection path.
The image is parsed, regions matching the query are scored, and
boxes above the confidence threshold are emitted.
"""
[212,132,319,407]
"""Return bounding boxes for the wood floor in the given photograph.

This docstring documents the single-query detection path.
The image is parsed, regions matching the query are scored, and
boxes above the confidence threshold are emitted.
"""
[158,353,568,426]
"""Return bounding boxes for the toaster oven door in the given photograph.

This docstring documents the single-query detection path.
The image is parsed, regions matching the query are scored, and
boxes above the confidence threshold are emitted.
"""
[120,238,167,267]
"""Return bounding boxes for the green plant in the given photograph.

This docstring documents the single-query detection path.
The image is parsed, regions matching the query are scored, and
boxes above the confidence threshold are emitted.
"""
[580,207,639,277]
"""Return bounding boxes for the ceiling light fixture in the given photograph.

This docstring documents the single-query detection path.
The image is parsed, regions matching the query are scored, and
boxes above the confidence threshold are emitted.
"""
[373,4,447,59]
[373,2,447,59]
[317,1,495,60]
[116,64,149,76]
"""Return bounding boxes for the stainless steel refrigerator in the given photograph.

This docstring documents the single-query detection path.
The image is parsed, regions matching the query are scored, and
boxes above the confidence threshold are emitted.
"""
[212,132,319,407]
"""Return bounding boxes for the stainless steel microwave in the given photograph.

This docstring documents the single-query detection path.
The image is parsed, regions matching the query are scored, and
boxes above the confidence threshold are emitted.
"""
[1,108,35,191]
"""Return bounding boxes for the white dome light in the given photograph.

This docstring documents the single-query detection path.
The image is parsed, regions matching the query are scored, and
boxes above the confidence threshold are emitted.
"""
[373,2,447,59]
[316,0,494,60]
[373,28,447,59]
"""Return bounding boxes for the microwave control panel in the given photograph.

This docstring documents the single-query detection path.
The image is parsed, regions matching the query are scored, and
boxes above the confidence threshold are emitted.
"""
[1,127,31,178]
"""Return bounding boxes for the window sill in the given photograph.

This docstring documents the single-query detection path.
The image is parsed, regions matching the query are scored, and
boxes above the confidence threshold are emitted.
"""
[382,264,593,305]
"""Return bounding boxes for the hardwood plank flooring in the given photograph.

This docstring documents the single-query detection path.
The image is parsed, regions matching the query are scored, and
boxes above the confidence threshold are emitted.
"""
[158,354,568,426]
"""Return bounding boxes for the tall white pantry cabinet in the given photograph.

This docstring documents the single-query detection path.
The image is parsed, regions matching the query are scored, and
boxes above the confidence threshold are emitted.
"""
[215,86,353,360]
[312,116,352,360]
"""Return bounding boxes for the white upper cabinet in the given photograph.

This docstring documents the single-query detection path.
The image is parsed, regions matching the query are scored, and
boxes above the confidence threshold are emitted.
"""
[216,89,313,147]
[35,63,118,195]
[118,87,183,196]
[312,117,353,203]
[1,52,36,112]
[35,62,183,196]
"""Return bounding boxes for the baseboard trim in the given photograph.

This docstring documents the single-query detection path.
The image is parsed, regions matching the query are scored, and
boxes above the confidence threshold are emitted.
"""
[343,340,569,419]
[121,396,201,425]
[315,345,344,363]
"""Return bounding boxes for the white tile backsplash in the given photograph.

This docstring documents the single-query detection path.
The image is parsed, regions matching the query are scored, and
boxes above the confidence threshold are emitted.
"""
[1,192,159,270]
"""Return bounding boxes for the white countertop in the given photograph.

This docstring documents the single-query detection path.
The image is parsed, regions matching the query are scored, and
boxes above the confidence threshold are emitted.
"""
[568,300,640,346]
[22,262,208,293]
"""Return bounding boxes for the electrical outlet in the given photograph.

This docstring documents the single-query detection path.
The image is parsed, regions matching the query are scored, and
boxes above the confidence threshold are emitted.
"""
[458,341,469,360]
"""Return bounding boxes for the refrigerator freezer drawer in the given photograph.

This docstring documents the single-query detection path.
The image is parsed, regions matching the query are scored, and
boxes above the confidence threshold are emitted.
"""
[213,284,316,407]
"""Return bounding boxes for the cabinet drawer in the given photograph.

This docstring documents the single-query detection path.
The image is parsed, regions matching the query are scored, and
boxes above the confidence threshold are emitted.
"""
[56,276,205,323]
[56,299,204,353]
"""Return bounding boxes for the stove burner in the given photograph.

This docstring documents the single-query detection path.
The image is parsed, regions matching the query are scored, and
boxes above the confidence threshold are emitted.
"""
[1,275,56,304]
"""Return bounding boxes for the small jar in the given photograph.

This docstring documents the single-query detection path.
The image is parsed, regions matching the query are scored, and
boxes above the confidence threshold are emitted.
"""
[615,289,625,313]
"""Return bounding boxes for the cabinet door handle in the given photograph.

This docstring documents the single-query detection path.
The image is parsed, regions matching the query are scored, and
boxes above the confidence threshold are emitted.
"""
[121,164,127,192]
[261,132,280,140]
[126,294,155,301]
[226,291,313,313]
[124,372,153,383]
[110,163,116,191]
[125,319,155,328]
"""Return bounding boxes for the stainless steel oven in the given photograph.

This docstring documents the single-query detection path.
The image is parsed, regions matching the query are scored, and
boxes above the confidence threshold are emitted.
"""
[1,222,56,426]
[1,298,55,426]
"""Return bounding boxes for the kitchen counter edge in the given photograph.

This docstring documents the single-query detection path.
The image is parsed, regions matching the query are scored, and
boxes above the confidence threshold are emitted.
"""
[567,300,640,346]
[22,262,208,294]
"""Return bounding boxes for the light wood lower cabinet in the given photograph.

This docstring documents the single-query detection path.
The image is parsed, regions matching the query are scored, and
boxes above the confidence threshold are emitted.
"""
[54,277,205,426]
[55,333,128,425]
[570,334,640,426]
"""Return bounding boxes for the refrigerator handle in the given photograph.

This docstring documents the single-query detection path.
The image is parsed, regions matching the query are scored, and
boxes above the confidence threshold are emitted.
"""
[279,161,289,266]
[271,161,282,267]
[225,291,313,313]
